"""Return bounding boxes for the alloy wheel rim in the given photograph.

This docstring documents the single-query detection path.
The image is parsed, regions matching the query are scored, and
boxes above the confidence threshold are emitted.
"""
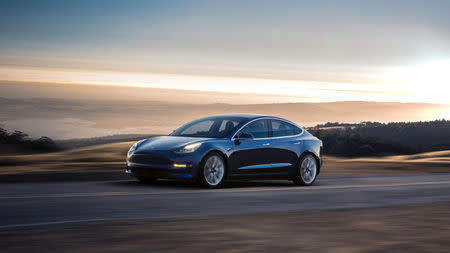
[204,156,225,186]
[300,156,317,184]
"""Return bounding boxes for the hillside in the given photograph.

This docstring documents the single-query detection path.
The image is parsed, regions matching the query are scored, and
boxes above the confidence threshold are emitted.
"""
[55,134,156,149]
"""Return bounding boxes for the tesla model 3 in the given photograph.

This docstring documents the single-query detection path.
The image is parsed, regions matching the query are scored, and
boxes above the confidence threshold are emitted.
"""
[126,114,323,188]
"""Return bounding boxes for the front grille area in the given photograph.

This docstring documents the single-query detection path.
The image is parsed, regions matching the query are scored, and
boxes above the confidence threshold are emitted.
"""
[129,153,172,165]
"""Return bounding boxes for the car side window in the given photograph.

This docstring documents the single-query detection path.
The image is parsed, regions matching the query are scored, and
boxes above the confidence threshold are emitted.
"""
[271,120,301,137]
[218,119,240,135]
[178,119,214,136]
[238,120,269,138]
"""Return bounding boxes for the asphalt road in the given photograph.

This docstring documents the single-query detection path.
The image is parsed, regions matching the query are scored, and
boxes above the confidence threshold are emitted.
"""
[1,173,450,229]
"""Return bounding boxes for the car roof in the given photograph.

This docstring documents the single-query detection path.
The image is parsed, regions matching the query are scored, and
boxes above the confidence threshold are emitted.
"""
[205,113,269,120]
[204,114,297,125]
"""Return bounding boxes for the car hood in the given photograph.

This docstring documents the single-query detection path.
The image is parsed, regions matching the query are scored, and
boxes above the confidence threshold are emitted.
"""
[135,136,209,152]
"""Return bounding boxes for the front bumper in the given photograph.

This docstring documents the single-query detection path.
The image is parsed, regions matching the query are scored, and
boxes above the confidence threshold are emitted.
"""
[126,162,194,179]
[126,151,200,179]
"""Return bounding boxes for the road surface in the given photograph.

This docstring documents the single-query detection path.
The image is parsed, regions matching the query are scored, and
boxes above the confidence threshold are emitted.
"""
[1,173,450,229]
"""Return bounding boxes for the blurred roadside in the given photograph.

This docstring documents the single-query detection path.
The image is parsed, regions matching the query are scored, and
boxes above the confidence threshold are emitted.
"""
[1,140,449,182]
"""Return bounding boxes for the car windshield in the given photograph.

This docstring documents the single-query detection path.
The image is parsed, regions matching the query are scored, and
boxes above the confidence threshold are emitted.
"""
[170,116,245,138]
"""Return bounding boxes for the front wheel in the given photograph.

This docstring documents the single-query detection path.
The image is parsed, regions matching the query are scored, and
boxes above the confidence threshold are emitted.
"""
[198,153,226,188]
[293,154,318,186]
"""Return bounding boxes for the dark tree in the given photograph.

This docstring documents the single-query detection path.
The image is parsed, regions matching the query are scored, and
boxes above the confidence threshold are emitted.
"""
[0,127,60,154]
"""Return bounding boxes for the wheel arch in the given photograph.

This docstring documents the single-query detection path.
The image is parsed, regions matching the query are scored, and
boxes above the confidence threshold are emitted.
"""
[299,151,321,175]
[199,149,229,177]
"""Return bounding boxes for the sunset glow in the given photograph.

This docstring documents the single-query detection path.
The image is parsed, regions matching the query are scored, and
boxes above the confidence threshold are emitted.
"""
[0,65,446,104]
[387,60,450,104]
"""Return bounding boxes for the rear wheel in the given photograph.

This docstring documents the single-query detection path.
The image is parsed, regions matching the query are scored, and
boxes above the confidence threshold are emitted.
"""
[293,154,318,186]
[199,152,226,188]
[136,176,158,183]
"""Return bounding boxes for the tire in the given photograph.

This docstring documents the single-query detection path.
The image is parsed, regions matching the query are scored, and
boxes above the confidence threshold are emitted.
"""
[136,176,158,183]
[198,152,226,188]
[293,154,318,186]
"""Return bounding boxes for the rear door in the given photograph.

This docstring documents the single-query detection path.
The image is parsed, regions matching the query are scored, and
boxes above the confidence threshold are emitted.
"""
[267,119,303,172]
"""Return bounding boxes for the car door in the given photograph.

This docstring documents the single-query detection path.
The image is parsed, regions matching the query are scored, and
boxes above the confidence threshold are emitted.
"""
[267,119,303,173]
[229,119,278,176]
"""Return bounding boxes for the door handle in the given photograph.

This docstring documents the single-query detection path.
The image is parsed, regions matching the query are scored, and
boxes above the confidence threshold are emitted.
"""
[262,143,270,146]
[293,142,301,144]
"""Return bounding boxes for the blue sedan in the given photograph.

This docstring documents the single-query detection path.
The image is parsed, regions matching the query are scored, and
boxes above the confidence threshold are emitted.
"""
[126,114,323,188]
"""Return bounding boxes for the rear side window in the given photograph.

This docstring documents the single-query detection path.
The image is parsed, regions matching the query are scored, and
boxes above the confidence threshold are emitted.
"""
[238,120,269,138]
[271,120,301,137]
[218,119,240,136]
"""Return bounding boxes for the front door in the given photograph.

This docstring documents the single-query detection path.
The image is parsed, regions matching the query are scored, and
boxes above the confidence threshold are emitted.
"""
[229,119,278,176]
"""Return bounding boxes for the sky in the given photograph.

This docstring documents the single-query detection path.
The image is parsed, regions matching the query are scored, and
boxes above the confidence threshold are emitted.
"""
[1,0,450,104]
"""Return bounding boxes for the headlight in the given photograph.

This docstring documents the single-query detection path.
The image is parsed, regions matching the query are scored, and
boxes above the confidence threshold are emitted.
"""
[175,142,202,153]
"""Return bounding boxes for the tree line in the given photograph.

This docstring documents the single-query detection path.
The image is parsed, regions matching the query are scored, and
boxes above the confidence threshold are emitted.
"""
[308,119,450,156]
